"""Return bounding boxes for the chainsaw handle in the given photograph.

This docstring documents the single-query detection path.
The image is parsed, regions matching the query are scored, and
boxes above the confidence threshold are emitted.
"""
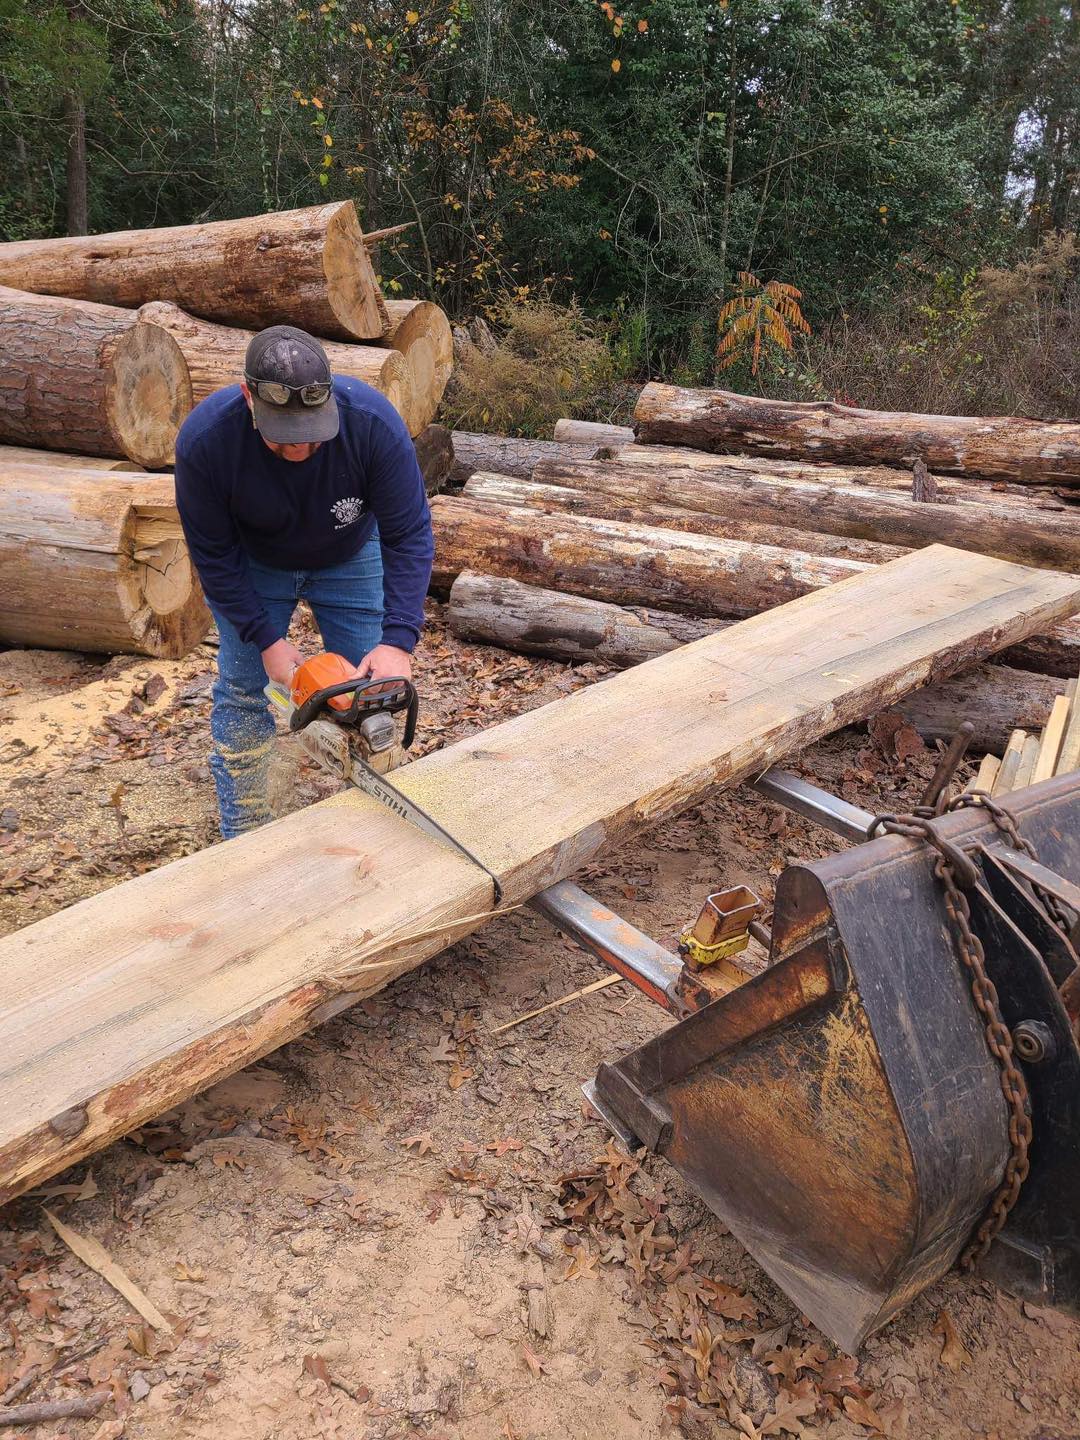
[288,675,418,749]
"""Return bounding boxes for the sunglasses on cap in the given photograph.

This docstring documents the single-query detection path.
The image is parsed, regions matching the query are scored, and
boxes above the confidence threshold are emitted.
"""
[244,375,333,407]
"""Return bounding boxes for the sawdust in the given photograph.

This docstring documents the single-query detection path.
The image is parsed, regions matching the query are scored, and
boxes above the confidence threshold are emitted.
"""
[0,615,1078,1439]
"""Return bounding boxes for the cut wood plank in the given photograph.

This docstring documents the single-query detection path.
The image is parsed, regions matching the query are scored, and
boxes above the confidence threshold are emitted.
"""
[448,571,1067,754]
[1012,733,1041,790]
[530,455,1080,572]
[633,383,1080,487]
[1056,676,1080,775]
[968,753,1001,794]
[0,202,389,341]
[993,729,1029,794]
[0,545,1078,1202]
[1032,694,1072,783]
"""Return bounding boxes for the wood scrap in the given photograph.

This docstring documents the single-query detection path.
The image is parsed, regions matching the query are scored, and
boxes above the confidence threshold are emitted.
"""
[44,1209,173,1332]
[0,1390,110,1426]
[969,753,1001,793]
[1,545,1076,1202]
[490,974,624,1034]
[1012,733,1041,790]
[993,729,1029,794]
[1031,693,1071,782]
[1056,676,1080,775]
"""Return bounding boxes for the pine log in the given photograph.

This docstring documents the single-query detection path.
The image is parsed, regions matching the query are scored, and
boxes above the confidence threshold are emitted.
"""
[0,444,139,471]
[413,423,454,495]
[0,202,389,341]
[611,444,1075,513]
[431,495,1080,677]
[0,288,191,468]
[2,545,1078,1205]
[137,301,412,428]
[448,570,1067,753]
[530,456,1080,572]
[0,464,209,657]
[553,418,634,446]
[633,383,1080,487]
[463,471,903,564]
[448,431,604,487]
[379,299,453,433]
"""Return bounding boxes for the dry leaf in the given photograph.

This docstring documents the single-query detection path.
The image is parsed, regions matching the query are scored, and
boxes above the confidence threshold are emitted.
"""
[820,1355,863,1396]
[931,1308,972,1371]
[761,1386,818,1436]
[172,1261,205,1282]
[518,1340,546,1377]
[844,1393,890,1434]
[29,1170,98,1203]
[448,1063,474,1090]
[485,1138,525,1156]
[401,1132,434,1156]
[303,1353,331,1385]
[44,1208,172,1333]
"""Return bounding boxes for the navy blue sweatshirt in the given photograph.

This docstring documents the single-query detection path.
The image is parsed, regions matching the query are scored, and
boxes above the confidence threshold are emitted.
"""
[174,379,434,653]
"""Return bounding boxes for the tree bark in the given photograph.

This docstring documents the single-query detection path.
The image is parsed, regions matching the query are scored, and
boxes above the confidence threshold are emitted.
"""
[463,471,903,563]
[0,464,210,657]
[136,301,411,428]
[0,287,191,468]
[430,494,865,615]
[448,570,1068,753]
[448,431,605,487]
[530,456,1080,572]
[412,423,453,495]
[379,299,453,434]
[552,418,634,446]
[0,202,389,341]
[64,91,88,236]
[633,383,1080,487]
[431,496,1080,676]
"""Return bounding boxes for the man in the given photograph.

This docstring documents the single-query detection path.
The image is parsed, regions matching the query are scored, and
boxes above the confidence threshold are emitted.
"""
[175,324,435,839]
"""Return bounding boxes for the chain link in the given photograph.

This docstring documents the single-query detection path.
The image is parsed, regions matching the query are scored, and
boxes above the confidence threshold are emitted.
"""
[869,800,1034,1269]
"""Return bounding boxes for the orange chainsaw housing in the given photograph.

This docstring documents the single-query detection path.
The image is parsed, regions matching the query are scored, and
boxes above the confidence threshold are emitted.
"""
[290,653,356,714]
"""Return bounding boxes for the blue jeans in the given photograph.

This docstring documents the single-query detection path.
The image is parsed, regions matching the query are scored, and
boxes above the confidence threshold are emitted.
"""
[209,538,384,838]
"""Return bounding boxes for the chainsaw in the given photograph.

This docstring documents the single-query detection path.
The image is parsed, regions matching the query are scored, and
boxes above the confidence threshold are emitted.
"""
[265,653,501,903]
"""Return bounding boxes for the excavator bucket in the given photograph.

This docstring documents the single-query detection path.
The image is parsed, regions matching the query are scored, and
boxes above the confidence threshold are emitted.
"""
[589,771,1080,1352]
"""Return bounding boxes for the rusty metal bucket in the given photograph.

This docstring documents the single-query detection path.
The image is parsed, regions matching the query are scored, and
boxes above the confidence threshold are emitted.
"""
[590,772,1080,1351]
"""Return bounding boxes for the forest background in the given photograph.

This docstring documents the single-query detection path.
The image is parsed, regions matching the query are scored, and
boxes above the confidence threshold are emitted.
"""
[1,0,1078,432]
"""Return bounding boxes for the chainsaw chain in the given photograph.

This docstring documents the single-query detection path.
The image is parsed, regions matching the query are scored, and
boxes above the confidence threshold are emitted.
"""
[869,800,1036,1269]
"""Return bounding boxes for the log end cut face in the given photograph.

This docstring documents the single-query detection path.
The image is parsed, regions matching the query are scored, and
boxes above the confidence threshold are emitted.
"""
[121,505,210,658]
[323,202,391,341]
[105,323,193,469]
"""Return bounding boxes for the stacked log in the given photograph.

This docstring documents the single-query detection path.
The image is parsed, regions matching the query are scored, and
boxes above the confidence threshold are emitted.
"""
[448,571,1068,754]
[448,430,610,487]
[553,418,634,446]
[137,301,414,432]
[633,383,1080,488]
[0,445,140,470]
[0,464,210,657]
[380,300,454,434]
[0,287,191,468]
[0,202,389,341]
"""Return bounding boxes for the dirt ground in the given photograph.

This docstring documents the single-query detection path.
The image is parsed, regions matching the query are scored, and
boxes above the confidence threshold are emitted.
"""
[1,607,1078,1440]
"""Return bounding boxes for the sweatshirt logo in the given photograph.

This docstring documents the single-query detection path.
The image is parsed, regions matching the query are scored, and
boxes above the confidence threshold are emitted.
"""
[331,496,363,529]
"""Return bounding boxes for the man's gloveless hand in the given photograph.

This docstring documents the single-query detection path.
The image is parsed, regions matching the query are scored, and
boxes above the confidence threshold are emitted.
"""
[357,643,413,690]
[261,638,306,687]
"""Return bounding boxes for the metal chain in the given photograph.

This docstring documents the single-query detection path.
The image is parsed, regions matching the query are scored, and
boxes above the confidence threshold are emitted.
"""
[868,807,1033,1268]
[950,789,1075,934]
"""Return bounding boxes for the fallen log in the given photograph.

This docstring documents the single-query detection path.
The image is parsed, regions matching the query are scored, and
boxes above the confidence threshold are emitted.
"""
[0,202,388,341]
[0,444,139,471]
[0,464,210,656]
[430,495,865,616]
[413,423,454,496]
[0,287,191,468]
[431,495,1080,676]
[553,418,634,446]
[463,471,903,564]
[633,383,1080,488]
[1,543,1077,1202]
[448,431,605,487]
[379,299,453,433]
[137,301,412,429]
[530,456,1080,572]
[448,571,1067,753]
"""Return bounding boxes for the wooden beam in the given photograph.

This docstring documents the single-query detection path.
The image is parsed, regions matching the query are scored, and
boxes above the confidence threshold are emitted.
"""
[1032,693,1072,783]
[0,544,1077,1202]
[993,729,1029,794]
[1056,676,1080,775]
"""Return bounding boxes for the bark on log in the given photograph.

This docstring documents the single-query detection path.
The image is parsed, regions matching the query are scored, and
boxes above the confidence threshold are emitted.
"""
[464,471,903,564]
[0,464,210,657]
[432,496,1080,677]
[448,431,607,487]
[137,301,412,428]
[413,423,453,495]
[611,444,1075,513]
[448,570,1067,753]
[633,383,1080,487]
[530,456,1080,572]
[0,288,191,468]
[0,202,389,341]
[430,494,864,616]
[379,299,453,433]
[0,444,139,470]
[553,418,635,446]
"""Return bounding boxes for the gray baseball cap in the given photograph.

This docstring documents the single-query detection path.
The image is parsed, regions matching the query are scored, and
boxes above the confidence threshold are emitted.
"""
[244,325,340,444]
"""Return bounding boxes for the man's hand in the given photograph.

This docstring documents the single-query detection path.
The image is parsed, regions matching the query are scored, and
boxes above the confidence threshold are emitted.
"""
[357,643,413,688]
[261,638,306,687]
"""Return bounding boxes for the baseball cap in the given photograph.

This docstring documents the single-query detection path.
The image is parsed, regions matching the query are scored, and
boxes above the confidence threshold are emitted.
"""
[244,325,340,444]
